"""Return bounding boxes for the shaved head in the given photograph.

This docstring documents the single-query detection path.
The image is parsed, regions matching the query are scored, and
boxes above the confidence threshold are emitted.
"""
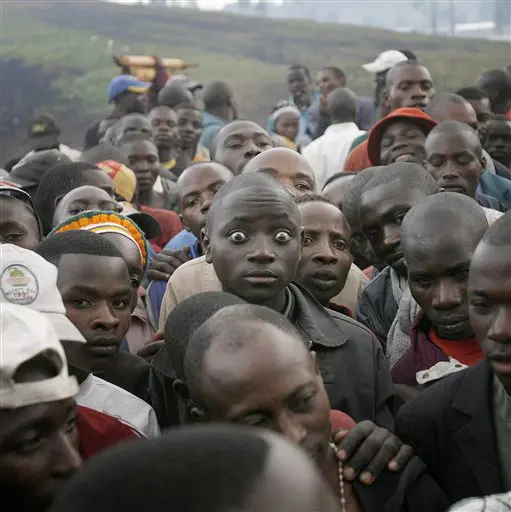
[426,93,478,129]
[385,60,431,88]
[326,87,357,123]
[402,192,488,248]
[426,120,482,155]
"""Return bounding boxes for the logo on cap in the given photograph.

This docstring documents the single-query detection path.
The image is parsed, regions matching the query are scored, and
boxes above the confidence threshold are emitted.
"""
[31,123,49,135]
[1,265,39,305]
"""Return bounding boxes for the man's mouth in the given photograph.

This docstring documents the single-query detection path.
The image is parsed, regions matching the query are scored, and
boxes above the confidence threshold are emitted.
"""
[244,270,279,285]
[310,269,338,290]
[386,251,404,266]
[489,353,511,374]
[410,101,428,109]
[87,339,119,357]
[439,184,466,194]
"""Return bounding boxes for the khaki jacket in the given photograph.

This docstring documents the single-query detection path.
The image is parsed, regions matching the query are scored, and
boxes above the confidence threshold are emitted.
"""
[159,255,368,331]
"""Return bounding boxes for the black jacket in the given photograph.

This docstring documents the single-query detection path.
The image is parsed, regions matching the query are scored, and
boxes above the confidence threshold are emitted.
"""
[287,283,395,430]
[149,283,396,431]
[354,456,449,512]
[395,360,505,504]
[356,266,398,351]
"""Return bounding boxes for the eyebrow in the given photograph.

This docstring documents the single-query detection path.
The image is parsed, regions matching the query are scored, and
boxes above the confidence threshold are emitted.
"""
[182,180,226,199]
[304,227,347,238]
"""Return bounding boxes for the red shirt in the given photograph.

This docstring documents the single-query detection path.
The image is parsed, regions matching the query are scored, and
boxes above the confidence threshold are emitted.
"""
[428,329,484,366]
[140,205,182,252]
[76,405,143,460]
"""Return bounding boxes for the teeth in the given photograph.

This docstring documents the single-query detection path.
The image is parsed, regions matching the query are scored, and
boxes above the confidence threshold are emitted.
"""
[395,154,412,162]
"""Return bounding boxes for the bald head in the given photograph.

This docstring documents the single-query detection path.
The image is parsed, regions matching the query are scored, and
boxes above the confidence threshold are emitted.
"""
[426,93,478,129]
[205,171,299,231]
[402,192,488,250]
[184,304,308,407]
[426,120,482,155]
[158,84,194,109]
[243,147,316,196]
[326,87,357,123]
[203,81,234,111]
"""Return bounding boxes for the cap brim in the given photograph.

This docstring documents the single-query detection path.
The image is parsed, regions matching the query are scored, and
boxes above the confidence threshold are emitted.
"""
[127,212,161,240]
[362,61,385,73]
[127,84,151,94]
[45,312,86,343]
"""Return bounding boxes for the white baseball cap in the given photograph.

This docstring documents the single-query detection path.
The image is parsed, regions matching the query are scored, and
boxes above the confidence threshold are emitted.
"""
[362,50,408,74]
[0,244,85,343]
[1,304,79,409]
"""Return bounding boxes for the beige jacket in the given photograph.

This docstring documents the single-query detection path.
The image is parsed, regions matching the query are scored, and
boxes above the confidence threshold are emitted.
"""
[158,256,368,331]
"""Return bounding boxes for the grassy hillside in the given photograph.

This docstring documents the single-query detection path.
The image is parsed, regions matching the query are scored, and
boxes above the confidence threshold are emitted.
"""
[1,0,508,157]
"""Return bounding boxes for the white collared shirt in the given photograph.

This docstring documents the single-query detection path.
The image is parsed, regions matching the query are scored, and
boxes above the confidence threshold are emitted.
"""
[302,122,365,190]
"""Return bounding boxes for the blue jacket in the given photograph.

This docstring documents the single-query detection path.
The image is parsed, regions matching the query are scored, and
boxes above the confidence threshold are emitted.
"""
[163,229,201,257]
[478,171,511,211]
[200,111,226,154]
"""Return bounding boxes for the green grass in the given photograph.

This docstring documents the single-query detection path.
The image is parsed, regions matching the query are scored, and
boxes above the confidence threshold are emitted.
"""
[1,0,509,145]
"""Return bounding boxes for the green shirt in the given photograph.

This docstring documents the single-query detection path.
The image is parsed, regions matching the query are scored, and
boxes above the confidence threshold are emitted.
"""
[493,374,511,490]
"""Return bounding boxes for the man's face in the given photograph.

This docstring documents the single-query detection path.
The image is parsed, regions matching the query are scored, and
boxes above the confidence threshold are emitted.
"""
[360,181,428,275]
[316,69,344,97]
[177,108,203,150]
[0,398,80,512]
[197,324,332,466]
[295,201,352,306]
[115,116,152,143]
[124,140,161,193]
[204,187,302,311]
[485,119,511,168]
[148,107,178,150]
[385,65,435,111]
[466,98,492,143]
[215,121,272,175]
[244,150,316,198]
[287,68,312,108]
[57,254,132,374]
[120,91,147,115]
[379,120,427,166]
[406,230,474,340]
[0,197,40,251]
[178,163,233,240]
[425,132,483,198]
[469,242,511,394]
[52,186,121,229]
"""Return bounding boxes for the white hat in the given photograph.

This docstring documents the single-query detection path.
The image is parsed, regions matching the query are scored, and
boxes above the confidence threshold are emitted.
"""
[1,304,79,408]
[0,244,85,343]
[362,50,408,74]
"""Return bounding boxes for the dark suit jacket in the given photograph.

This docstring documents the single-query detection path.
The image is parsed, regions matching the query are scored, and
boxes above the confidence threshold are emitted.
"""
[395,360,505,505]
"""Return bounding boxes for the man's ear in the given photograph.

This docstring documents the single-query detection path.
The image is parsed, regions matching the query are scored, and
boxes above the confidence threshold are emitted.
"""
[173,379,190,402]
[480,153,487,175]
[201,227,212,264]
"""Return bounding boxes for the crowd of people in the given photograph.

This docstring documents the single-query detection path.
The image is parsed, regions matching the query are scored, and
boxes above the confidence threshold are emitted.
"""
[1,47,511,512]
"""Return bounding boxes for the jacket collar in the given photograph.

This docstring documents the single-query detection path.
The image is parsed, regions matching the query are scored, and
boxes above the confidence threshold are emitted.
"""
[288,283,349,348]
[451,360,504,495]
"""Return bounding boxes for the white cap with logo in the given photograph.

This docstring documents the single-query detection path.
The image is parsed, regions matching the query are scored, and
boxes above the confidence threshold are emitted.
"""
[0,244,85,343]
[362,50,408,74]
[1,304,79,409]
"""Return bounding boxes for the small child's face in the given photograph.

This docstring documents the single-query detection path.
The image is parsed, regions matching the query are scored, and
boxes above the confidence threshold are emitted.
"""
[274,112,299,142]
